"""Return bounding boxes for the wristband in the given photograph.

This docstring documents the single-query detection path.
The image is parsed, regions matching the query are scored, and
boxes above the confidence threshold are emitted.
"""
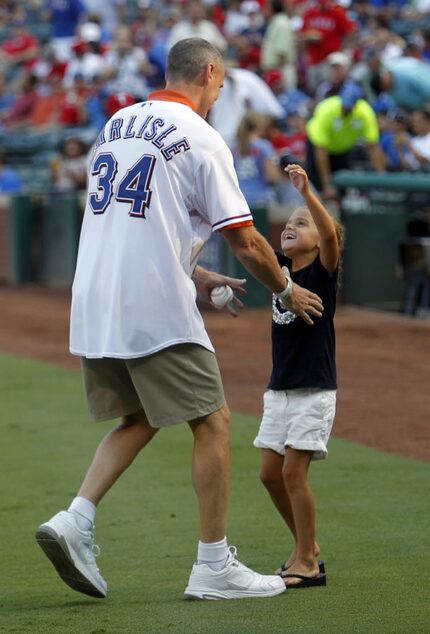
[275,275,293,301]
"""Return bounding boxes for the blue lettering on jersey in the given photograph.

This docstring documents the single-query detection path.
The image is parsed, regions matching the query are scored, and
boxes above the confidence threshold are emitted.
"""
[102,112,191,162]
[124,115,137,139]
[136,115,153,138]
[94,128,106,149]
[143,117,164,140]
[152,124,177,149]
[109,118,124,141]
[161,138,191,161]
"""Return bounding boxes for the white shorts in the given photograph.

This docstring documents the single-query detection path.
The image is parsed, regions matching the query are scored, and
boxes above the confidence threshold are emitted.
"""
[253,389,336,461]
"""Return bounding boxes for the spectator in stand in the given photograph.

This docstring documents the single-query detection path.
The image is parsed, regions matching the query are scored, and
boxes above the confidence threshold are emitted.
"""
[104,91,136,118]
[403,34,426,60]
[261,0,297,88]
[349,0,374,32]
[239,1,266,49]
[28,72,66,129]
[282,109,308,163]
[50,136,87,191]
[397,107,430,168]
[232,34,261,72]
[63,22,107,88]
[422,29,430,62]
[81,0,126,41]
[375,100,409,171]
[0,72,15,115]
[136,6,181,88]
[263,68,312,120]
[33,43,68,86]
[314,51,362,103]
[57,74,89,127]
[0,148,23,193]
[298,0,357,95]
[223,0,253,40]
[370,55,430,111]
[306,83,385,198]
[167,1,227,53]
[387,109,419,170]
[131,0,159,51]
[273,152,321,218]
[84,73,111,131]
[231,111,279,208]
[44,0,86,62]
[0,13,39,76]
[398,209,430,316]
[0,72,39,128]
[264,112,308,163]
[208,66,284,146]
[102,25,153,100]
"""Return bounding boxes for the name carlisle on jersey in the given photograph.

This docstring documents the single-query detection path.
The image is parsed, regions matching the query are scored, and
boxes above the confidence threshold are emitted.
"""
[94,103,191,162]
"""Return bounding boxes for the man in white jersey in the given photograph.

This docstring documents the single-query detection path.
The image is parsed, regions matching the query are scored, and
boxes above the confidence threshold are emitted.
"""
[35,38,323,601]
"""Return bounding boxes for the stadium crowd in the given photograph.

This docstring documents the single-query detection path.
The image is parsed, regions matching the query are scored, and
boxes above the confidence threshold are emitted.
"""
[1,0,430,197]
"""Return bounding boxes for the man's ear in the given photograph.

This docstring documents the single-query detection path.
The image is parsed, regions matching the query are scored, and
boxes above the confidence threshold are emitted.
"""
[203,63,215,84]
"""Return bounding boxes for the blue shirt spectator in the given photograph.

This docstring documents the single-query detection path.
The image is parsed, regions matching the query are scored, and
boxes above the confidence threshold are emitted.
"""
[0,160,23,193]
[371,57,430,110]
[45,0,85,38]
[231,113,279,207]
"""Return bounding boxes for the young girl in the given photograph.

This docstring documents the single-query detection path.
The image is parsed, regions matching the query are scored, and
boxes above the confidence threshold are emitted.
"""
[253,163,343,588]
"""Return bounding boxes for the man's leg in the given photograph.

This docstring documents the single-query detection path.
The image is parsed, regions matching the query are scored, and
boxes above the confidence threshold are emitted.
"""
[184,406,286,600]
[188,404,230,543]
[36,410,157,598]
[78,410,158,505]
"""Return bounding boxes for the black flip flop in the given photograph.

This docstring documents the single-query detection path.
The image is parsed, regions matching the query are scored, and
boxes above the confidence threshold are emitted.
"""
[278,559,325,575]
[282,572,327,589]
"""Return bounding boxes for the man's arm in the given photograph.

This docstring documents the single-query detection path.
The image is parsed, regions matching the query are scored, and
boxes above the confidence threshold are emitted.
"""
[220,225,324,324]
[366,142,386,172]
[313,145,337,200]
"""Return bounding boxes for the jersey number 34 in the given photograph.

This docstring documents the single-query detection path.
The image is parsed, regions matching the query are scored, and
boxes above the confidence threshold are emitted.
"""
[89,152,156,218]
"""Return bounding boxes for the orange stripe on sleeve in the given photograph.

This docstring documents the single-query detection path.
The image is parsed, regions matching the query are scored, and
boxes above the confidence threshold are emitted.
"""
[217,220,254,231]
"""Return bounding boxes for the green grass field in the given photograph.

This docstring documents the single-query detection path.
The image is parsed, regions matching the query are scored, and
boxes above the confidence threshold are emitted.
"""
[1,354,429,633]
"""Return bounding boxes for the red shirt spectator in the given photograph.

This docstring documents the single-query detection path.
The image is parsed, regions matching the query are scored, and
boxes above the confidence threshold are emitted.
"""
[299,0,356,66]
[1,73,40,128]
[0,21,39,70]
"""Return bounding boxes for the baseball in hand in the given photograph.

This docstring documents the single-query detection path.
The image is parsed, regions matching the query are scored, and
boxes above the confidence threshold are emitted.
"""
[210,285,234,308]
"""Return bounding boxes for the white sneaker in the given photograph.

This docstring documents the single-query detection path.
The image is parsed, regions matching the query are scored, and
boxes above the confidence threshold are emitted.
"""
[184,546,286,600]
[35,510,107,598]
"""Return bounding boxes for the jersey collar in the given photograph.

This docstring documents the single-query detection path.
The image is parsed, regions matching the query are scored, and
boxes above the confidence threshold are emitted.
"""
[147,89,196,112]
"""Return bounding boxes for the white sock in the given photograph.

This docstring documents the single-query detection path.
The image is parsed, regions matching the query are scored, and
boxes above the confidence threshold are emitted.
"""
[68,496,96,531]
[197,537,229,571]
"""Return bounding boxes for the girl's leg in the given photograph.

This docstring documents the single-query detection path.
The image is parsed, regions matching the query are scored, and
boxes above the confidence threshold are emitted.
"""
[260,449,296,539]
[260,449,319,570]
[282,448,319,584]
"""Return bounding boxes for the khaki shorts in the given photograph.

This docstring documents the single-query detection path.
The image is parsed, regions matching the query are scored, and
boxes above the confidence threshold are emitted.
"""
[80,343,226,428]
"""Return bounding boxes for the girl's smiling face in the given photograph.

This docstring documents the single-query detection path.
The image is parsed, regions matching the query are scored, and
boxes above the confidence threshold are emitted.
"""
[281,207,320,257]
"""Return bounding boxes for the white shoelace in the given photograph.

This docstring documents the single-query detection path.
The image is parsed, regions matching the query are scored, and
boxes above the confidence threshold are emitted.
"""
[84,529,101,570]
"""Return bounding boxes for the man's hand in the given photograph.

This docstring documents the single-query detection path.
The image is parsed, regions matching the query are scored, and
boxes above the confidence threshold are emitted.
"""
[193,266,247,317]
[281,284,323,324]
[279,267,323,325]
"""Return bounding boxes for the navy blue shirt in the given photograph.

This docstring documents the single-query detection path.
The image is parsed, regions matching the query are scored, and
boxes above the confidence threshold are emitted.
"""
[269,251,338,390]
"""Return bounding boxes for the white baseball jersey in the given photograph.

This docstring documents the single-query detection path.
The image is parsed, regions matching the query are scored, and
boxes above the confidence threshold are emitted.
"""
[70,91,253,359]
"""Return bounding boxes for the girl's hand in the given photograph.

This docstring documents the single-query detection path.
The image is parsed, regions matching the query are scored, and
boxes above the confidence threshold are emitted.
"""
[285,164,309,196]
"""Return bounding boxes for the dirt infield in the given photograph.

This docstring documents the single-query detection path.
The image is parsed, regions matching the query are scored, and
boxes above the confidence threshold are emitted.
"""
[0,284,429,462]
